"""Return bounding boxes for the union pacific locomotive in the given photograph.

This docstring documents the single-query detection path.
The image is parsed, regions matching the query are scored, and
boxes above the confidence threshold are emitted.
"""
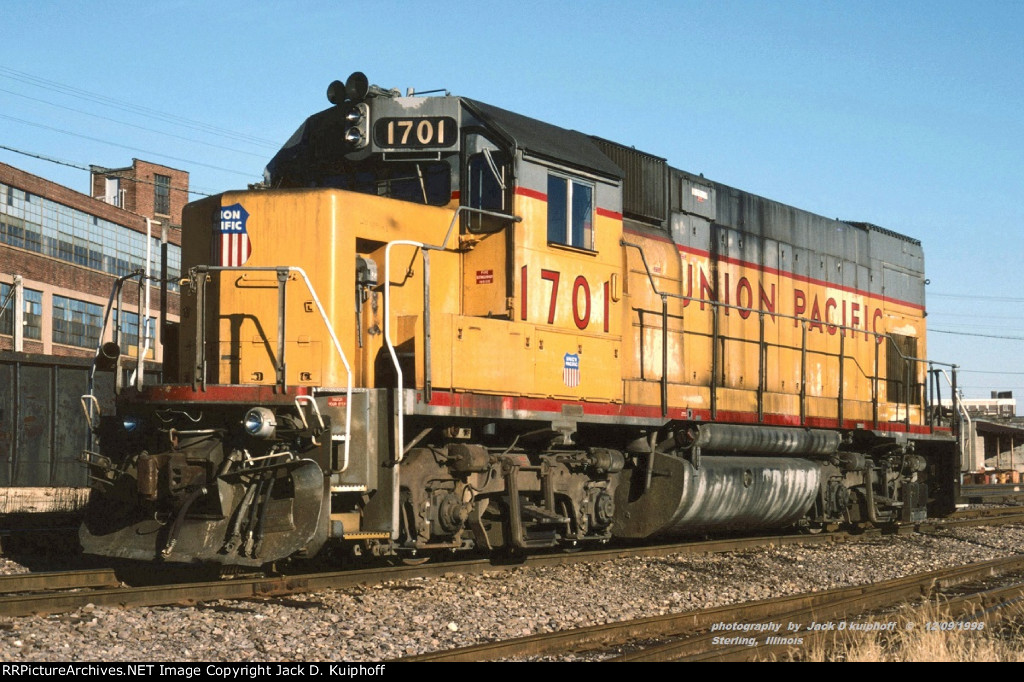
[79,72,964,566]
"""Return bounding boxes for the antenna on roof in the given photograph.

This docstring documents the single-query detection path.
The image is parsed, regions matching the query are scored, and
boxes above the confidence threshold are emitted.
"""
[406,87,451,97]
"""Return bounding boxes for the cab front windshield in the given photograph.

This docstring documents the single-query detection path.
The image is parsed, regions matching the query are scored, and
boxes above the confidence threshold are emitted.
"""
[319,160,451,206]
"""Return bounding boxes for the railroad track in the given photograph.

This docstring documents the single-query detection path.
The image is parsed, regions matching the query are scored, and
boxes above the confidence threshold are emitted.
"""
[0,568,121,594]
[961,485,1024,505]
[0,531,863,618]
[922,505,1024,530]
[398,553,1024,662]
[0,562,457,618]
[947,504,1024,520]
[3,510,1022,620]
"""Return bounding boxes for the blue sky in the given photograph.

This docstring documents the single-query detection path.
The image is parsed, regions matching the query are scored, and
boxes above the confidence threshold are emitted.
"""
[2,1,1022,405]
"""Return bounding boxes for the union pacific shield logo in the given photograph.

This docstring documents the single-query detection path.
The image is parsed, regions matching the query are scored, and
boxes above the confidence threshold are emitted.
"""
[563,353,580,388]
[217,203,251,267]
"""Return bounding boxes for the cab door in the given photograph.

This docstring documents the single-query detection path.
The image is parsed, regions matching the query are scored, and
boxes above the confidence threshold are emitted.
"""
[461,132,513,318]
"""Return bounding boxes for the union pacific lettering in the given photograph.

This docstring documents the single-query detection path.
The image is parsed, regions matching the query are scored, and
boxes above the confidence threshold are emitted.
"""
[676,260,886,342]
[683,263,777,315]
[625,229,920,344]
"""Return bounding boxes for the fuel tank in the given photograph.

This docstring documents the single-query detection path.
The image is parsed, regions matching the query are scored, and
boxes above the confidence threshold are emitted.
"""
[689,424,841,456]
[613,453,820,538]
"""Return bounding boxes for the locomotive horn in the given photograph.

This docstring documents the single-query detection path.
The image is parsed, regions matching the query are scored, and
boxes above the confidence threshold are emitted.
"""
[326,79,347,105]
[345,72,370,101]
[344,72,398,101]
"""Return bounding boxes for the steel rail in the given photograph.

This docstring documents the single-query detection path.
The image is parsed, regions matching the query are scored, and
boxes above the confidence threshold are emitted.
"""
[0,561,490,618]
[948,505,1024,519]
[919,506,1024,531]
[0,568,120,595]
[1,521,1006,621]
[961,485,1024,504]
[681,568,1024,662]
[0,531,857,618]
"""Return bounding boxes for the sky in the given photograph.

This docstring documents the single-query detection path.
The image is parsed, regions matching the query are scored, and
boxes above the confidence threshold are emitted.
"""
[1,0,1022,407]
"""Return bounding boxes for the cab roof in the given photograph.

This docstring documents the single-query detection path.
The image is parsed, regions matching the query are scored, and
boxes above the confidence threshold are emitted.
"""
[462,98,624,181]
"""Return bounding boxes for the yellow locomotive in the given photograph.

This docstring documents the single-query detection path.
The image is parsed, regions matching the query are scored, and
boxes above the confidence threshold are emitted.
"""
[80,73,963,565]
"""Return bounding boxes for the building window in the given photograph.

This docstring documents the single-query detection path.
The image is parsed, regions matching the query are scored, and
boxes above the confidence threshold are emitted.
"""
[23,289,42,340]
[546,173,594,250]
[104,177,121,207]
[0,284,42,339]
[154,174,171,215]
[114,309,156,355]
[53,295,104,348]
[116,309,140,350]
[0,216,25,248]
[0,283,13,336]
[0,182,180,292]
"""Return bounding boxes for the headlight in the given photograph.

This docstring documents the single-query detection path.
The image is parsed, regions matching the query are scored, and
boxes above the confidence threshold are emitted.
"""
[121,415,140,432]
[243,407,277,439]
[345,108,363,125]
[344,127,365,146]
[343,102,369,149]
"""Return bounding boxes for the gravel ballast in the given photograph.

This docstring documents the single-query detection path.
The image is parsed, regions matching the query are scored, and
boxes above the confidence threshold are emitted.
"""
[3,526,1024,661]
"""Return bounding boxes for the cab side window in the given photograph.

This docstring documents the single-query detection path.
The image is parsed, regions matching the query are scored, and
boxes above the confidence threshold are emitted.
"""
[464,134,510,233]
[467,153,507,209]
[547,173,594,250]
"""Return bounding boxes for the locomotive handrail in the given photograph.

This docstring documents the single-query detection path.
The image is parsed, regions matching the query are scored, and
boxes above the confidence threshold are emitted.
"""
[620,240,688,416]
[383,206,521,461]
[84,269,148,447]
[384,237,426,467]
[621,238,959,432]
[294,394,327,449]
[189,265,353,471]
[89,270,142,386]
[383,205,521,541]
[934,367,971,465]
[80,394,101,431]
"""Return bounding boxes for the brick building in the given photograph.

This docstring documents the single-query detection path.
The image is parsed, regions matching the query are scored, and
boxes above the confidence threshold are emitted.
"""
[89,159,190,230]
[0,161,184,364]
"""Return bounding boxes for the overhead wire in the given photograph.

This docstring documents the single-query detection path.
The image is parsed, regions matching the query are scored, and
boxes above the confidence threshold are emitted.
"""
[0,66,279,148]
[931,329,1024,341]
[930,292,1024,303]
[0,113,257,178]
[0,86,269,159]
[0,66,282,196]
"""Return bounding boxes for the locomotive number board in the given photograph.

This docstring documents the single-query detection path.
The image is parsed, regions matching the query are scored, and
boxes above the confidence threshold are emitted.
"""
[373,117,458,149]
